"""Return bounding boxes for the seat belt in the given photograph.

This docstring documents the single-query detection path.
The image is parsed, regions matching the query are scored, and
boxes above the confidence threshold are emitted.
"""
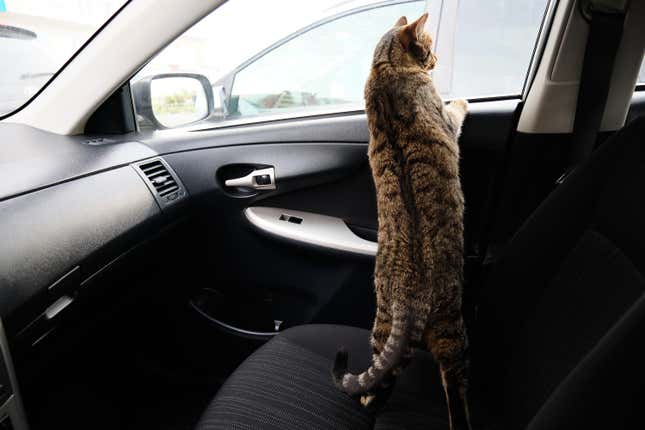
[557,0,627,184]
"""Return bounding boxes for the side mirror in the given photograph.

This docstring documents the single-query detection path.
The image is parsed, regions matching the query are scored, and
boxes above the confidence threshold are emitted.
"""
[132,73,214,129]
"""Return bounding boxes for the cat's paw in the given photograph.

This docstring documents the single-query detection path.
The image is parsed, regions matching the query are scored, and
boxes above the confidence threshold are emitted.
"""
[450,98,469,113]
[360,395,376,407]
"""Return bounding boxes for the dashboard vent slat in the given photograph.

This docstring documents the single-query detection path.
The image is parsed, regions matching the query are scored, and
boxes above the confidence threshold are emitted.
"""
[142,162,178,193]
[158,184,179,196]
[134,158,186,208]
[144,166,168,176]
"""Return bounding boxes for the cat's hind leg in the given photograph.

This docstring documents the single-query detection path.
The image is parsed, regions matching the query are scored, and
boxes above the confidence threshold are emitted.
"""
[370,287,392,354]
[425,319,472,430]
[439,360,471,430]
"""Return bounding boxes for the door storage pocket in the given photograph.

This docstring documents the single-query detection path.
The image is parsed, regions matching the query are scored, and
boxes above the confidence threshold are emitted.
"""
[189,288,288,340]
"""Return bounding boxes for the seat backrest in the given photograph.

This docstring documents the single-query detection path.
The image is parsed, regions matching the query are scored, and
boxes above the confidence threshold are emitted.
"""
[476,116,645,429]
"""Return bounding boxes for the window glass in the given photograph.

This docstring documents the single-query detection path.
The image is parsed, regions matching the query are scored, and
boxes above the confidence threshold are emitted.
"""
[132,0,551,130]
[638,59,645,85]
[442,0,549,98]
[0,0,127,117]
[133,0,424,128]
[229,2,424,120]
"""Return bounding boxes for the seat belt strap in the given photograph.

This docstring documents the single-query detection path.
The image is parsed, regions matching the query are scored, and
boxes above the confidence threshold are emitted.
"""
[570,9,625,164]
[558,1,626,185]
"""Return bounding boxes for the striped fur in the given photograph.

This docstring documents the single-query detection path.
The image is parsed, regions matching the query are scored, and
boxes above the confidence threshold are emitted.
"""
[332,301,410,395]
[332,13,472,430]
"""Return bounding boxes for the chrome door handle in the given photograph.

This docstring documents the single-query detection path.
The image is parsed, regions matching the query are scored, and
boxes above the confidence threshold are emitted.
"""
[224,167,276,190]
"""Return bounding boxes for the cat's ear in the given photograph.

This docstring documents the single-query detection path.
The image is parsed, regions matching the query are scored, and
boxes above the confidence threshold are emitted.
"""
[394,16,408,27]
[398,12,429,49]
[410,12,429,39]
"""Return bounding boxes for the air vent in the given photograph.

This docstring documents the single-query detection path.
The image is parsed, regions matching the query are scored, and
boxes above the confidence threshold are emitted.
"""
[140,160,179,197]
[133,158,186,208]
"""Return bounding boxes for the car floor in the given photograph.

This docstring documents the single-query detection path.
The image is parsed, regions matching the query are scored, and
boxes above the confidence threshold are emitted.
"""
[26,358,216,430]
[19,297,231,430]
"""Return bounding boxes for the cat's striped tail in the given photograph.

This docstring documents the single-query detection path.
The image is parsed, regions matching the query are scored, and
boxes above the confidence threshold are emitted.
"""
[332,302,410,396]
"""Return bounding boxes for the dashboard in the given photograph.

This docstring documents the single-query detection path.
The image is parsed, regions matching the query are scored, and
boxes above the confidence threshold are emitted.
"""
[0,124,188,361]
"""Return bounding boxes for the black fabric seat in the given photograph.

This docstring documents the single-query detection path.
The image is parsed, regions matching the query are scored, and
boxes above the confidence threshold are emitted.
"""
[196,116,645,430]
[196,325,450,430]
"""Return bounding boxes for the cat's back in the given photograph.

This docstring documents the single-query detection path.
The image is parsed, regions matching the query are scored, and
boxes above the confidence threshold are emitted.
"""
[363,65,388,120]
[365,62,438,124]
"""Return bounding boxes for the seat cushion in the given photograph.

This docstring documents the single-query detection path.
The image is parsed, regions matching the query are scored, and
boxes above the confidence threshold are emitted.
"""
[196,324,450,430]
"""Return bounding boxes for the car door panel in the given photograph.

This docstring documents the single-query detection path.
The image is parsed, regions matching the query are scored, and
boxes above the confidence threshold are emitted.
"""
[157,99,519,338]
[164,142,368,199]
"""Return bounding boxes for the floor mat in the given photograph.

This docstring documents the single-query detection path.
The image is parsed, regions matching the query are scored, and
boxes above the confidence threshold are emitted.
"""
[22,319,222,430]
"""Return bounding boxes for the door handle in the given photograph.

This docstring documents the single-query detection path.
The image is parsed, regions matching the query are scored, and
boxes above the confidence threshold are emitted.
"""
[224,167,276,190]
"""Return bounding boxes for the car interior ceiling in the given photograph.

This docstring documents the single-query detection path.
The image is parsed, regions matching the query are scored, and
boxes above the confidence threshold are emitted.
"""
[0,0,644,429]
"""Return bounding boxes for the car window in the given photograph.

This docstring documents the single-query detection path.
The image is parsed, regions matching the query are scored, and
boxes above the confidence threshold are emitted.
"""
[229,2,425,120]
[132,0,551,130]
[0,0,127,118]
[639,59,645,85]
[441,0,549,99]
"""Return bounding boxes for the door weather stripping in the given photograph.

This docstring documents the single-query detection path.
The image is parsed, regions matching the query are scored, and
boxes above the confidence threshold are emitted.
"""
[245,207,377,257]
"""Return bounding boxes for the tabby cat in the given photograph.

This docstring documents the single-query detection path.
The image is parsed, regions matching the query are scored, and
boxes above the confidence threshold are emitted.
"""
[332,13,471,430]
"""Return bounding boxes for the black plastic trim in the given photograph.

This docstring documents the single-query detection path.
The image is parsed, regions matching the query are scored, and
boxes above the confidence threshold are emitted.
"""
[189,301,278,341]
[141,99,520,155]
[85,83,136,135]
[132,157,188,210]
[0,166,160,317]
[190,96,521,134]
[0,123,156,202]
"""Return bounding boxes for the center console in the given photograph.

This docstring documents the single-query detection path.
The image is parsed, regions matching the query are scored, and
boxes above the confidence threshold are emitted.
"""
[0,320,28,430]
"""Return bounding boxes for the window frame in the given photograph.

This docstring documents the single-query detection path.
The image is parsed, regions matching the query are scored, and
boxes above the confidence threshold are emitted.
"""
[521,0,559,98]
[637,56,645,88]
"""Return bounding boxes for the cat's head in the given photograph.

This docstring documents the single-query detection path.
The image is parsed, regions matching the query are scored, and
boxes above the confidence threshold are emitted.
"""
[373,13,437,71]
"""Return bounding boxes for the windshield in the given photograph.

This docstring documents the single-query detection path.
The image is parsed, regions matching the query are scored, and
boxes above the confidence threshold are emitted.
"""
[0,0,127,117]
